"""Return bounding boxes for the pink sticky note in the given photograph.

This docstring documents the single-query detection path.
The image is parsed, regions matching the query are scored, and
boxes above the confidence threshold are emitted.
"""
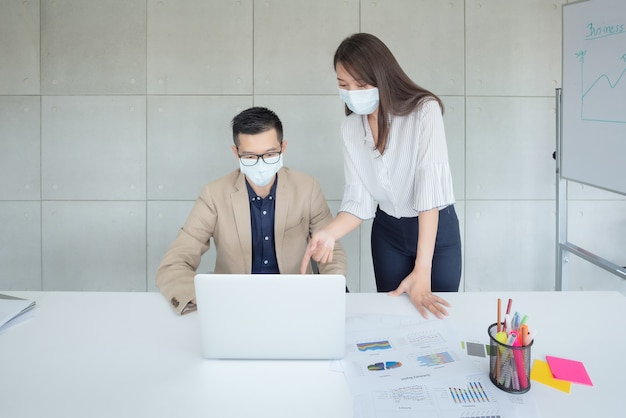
[546,355,593,386]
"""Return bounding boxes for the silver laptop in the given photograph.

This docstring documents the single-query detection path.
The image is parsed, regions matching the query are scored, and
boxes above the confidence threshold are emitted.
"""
[194,273,346,360]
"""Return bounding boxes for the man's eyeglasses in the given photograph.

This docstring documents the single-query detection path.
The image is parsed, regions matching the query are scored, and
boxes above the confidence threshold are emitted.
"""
[237,150,282,166]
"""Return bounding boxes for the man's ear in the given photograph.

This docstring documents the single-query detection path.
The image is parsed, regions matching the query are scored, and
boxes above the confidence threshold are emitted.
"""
[281,140,288,153]
[231,145,239,160]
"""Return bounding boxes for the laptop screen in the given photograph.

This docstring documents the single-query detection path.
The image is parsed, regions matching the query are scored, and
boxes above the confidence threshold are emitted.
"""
[194,273,346,360]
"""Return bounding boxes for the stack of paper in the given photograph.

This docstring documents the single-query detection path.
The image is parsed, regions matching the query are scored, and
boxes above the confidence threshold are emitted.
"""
[340,314,540,418]
[0,293,36,332]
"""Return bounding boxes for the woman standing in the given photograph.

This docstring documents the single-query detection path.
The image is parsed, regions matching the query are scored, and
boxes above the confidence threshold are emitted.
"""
[301,33,461,319]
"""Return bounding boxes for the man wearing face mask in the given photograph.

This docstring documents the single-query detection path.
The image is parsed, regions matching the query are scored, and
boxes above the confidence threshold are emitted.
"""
[156,106,347,314]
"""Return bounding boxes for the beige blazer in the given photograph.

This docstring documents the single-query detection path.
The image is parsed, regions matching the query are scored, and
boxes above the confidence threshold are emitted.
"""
[156,167,347,314]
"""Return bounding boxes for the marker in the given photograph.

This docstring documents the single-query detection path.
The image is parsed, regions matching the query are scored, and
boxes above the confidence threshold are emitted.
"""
[520,314,528,327]
[506,331,518,346]
[512,332,529,389]
[510,312,518,331]
[520,324,529,346]
[505,298,513,316]
[495,331,508,354]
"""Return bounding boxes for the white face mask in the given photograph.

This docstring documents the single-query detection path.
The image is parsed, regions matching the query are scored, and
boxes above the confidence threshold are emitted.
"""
[239,154,283,187]
[338,87,380,115]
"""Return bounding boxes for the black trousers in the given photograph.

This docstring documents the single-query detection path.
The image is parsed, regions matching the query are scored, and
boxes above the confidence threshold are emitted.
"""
[371,205,462,292]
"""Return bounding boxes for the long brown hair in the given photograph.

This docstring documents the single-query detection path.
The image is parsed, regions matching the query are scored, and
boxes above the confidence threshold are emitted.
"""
[333,33,443,154]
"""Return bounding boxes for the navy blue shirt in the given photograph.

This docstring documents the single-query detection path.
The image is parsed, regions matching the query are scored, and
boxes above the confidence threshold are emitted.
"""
[246,179,280,274]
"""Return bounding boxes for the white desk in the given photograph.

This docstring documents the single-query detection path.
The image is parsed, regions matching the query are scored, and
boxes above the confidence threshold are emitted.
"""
[1,291,624,417]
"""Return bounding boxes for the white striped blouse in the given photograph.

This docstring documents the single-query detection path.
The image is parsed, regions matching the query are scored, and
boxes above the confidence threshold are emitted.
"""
[339,99,455,220]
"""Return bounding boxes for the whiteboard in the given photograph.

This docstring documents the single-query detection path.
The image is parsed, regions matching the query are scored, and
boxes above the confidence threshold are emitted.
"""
[562,0,626,195]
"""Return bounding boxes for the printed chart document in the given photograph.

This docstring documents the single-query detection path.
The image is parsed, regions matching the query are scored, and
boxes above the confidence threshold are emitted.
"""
[0,293,36,332]
[342,315,539,418]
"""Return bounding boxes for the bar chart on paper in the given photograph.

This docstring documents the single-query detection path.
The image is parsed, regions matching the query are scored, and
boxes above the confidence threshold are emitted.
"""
[434,376,502,418]
[417,351,455,367]
[447,381,490,404]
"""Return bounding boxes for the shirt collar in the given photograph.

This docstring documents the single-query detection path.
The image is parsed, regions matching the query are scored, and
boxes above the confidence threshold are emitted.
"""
[244,177,278,202]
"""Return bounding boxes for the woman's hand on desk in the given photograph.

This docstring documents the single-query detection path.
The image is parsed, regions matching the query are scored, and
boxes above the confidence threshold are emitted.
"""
[389,267,450,319]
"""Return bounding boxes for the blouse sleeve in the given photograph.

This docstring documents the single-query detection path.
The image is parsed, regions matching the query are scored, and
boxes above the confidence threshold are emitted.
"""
[339,120,377,220]
[413,100,456,212]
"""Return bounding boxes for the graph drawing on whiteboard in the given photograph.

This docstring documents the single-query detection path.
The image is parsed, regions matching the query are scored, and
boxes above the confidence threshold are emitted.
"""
[561,0,626,195]
[575,29,626,124]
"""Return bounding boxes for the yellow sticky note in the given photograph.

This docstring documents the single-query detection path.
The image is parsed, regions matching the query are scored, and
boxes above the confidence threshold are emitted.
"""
[530,359,571,393]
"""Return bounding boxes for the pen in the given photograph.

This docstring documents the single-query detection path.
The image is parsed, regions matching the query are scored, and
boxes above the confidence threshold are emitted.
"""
[504,362,512,388]
[512,369,520,391]
[504,298,513,332]
[495,330,507,382]
[511,312,519,331]
[498,361,508,385]
[497,298,502,332]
